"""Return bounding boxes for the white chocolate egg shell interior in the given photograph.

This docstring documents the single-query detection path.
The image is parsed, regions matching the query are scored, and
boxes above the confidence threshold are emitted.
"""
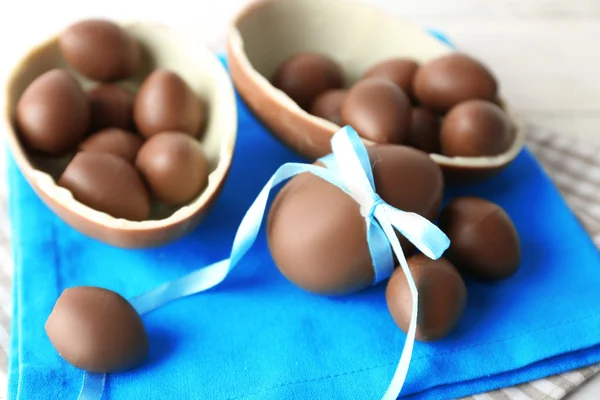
[3,22,237,230]
[229,0,524,168]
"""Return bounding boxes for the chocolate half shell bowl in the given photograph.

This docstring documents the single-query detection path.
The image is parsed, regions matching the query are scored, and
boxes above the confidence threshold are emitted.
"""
[227,0,524,179]
[3,22,237,248]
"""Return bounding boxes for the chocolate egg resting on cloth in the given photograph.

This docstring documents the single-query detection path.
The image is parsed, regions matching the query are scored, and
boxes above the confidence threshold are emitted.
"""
[386,255,467,341]
[267,145,443,295]
[45,286,149,373]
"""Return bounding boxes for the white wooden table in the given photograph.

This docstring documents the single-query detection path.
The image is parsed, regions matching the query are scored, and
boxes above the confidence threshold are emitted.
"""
[1,0,599,398]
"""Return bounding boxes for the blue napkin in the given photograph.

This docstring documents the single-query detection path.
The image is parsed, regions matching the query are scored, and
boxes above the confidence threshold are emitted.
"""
[7,59,600,400]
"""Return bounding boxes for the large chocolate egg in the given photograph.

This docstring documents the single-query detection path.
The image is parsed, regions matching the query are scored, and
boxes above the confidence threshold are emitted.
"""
[439,197,521,280]
[267,145,443,295]
[386,255,467,341]
[413,53,498,113]
[134,69,205,138]
[340,78,412,144]
[59,19,141,82]
[87,84,135,132]
[362,58,419,98]
[79,128,143,164]
[441,100,513,157]
[406,108,441,154]
[135,132,209,206]
[272,53,344,110]
[16,69,89,155]
[309,89,347,125]
[45,286,148,373]
[59,152,151,221]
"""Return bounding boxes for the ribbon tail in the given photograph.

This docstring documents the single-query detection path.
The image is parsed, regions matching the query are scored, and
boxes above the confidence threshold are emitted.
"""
[374,208,419,400]
[383,206,450,260]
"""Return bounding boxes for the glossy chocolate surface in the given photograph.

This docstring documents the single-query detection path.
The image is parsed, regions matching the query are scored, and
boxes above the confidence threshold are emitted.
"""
[267,145,443,295]
[439,197,521,280]
[59,19,141,82]
[16,69,89,155]
[272,53,344,110]
[46,286,148,373]
[386,254,467,341]
[340,78,411,144]
[59,152,151,221]
[135,132,209,206]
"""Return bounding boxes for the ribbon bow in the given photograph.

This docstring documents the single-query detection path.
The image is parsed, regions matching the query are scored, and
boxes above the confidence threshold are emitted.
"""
[76,126,450,400]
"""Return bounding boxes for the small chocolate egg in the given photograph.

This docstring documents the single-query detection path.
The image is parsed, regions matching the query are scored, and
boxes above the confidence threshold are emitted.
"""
[340,78,412,144]
[441,100,513,157]
[79,128,143,164]
[87,84,135,132]
[267,145,443,295]
[309,89,347,125]
[16,69,89,155]
[135,132,209,206]
[272,53,344,109]
[45,286,148,373]
[59,19,141,82]
[413,53,498,113]
[386,255,467,341]
[59,152,150,221]
[406,108,441,153]
[439,197,521,280]
[362,58,419,98]
[134,69,205,138]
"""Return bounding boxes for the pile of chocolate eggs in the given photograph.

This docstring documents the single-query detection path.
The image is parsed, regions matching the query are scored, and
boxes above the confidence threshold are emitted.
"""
[16,19,210,221]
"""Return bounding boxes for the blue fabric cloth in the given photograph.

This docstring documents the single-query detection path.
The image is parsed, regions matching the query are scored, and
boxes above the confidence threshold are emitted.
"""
[7,57,600,400]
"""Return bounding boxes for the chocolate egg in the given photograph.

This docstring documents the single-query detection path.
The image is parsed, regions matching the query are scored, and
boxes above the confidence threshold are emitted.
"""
[135,132,209,206]
[340,78,411,144]
[59,152,150,221]
[309,89,347,125]
[386,255,467,341]
[362,58,419,98]
[267,145,443,295]
[79,128,143,164]
[45,286,148,373]
[87,84,134,132]
[16,69,89,155]
[439,197,521,280]
[59,19,141,82]
[441,100,513,157]
[413,53,498,113]
[406,108,441,153]
[134,69,205,138]
[272,53,344,110]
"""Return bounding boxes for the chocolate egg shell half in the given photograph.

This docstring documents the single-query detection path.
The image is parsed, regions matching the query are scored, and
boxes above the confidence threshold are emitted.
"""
[228,0,525,179]
[4,22,237,248]
[59,19,141,82]
[267,145,443,295]
[386,255,467,342]
[46,286,148,373]
[439,197,521,280]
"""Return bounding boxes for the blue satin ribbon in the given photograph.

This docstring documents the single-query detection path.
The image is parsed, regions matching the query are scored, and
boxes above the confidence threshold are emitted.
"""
[77,126,450,400]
